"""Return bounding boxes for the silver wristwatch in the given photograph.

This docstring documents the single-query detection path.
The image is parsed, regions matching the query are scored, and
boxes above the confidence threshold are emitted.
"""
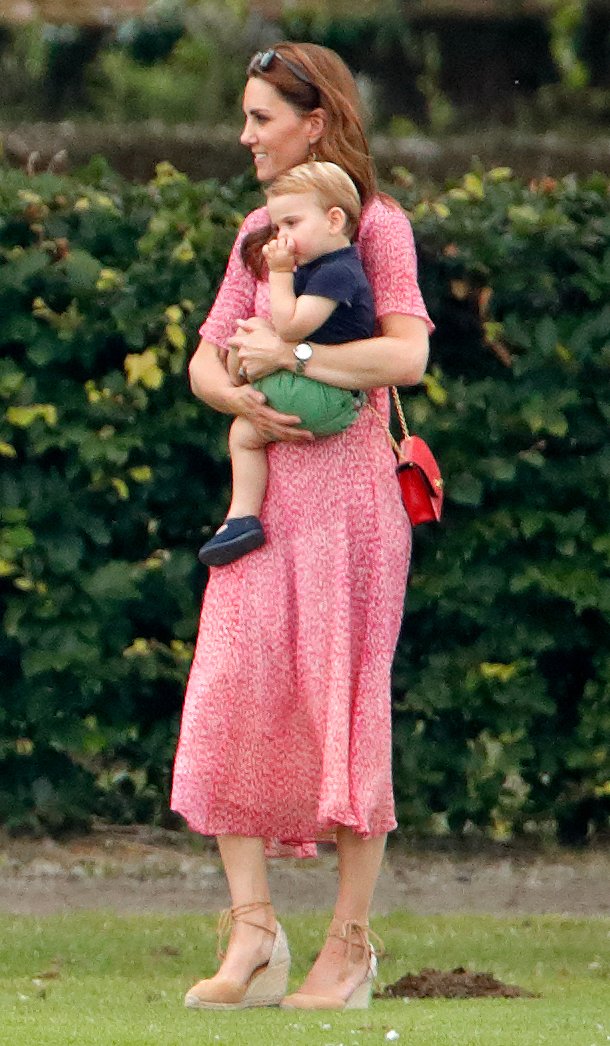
[293,341,313,375]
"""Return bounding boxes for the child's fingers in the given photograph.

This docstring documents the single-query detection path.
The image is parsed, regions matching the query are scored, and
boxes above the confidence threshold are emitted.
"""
[284,235,296,255]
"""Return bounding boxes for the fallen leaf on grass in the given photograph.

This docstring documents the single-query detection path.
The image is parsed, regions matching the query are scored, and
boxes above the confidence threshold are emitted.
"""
[33,956,63,979]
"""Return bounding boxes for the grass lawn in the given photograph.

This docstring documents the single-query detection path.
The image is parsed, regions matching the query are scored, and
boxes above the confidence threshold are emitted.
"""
[0,911,608,1046]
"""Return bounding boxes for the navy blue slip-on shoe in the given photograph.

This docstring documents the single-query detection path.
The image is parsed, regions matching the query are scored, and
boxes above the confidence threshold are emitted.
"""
[198,516,265,567]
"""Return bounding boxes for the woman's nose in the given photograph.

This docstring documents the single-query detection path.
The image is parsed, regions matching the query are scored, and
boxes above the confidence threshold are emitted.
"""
[240,120,255,146]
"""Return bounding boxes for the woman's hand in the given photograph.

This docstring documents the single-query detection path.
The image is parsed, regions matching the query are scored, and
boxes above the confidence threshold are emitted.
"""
[228,382,314,443]
[228,317,294,382]
[226,318,312,440]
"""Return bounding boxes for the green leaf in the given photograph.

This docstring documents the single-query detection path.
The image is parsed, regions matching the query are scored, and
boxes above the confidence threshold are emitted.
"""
[124,348,164,390]
[449,472,484,506]
[60,249,103,294]
[6,403,57,427]
[81,562,139,604]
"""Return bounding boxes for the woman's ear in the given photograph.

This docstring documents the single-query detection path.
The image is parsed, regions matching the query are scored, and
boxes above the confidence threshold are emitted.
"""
[307,107,327,146]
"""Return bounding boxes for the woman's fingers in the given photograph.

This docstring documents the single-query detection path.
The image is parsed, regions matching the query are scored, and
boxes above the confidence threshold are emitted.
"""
[233,384,266,407]
[234,316,274,333]
[257,406,303,426]
[257,420,314,441]
[232,386,313,441]
[250,403,306,432]
[229,326,289,381]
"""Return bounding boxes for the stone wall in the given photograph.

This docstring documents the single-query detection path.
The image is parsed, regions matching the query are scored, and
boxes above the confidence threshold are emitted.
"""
[3,121,610,184]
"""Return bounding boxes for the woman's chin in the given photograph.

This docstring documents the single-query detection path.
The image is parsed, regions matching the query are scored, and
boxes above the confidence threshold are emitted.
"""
[253,158,274,182]
[253,158,307,183]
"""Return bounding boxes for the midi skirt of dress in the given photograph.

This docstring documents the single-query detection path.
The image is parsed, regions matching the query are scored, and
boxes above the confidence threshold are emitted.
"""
[171,392,411,858]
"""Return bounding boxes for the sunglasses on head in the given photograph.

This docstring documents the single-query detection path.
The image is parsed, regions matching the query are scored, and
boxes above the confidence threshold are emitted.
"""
[248,49,314,87]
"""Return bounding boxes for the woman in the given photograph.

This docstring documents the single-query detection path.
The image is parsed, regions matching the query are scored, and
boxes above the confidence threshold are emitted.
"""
[171,42,433,1012]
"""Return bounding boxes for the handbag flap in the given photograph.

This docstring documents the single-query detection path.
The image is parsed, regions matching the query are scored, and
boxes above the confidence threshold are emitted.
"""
[397,435,444,500]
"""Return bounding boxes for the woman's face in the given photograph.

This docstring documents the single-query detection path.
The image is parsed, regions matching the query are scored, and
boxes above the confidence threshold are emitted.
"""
[240,77,324,183]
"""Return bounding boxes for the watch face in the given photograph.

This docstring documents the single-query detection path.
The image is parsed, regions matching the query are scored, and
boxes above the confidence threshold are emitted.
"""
[295,343,313,362]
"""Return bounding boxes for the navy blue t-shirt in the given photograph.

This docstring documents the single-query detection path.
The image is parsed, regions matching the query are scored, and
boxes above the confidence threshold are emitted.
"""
[293,245,375,344]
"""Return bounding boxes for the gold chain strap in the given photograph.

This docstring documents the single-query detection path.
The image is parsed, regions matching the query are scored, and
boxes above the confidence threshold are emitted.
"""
[390,385,410,441]
[366,386,410,457]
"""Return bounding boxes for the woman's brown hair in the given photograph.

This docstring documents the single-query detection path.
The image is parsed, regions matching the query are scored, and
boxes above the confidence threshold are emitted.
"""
[241,42,379,277]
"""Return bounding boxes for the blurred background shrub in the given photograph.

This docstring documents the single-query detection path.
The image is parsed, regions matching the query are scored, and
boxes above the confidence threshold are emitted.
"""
[0,0,610,136]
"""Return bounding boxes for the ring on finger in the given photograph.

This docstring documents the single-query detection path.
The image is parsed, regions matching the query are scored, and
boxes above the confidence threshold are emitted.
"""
[238,366,247,379]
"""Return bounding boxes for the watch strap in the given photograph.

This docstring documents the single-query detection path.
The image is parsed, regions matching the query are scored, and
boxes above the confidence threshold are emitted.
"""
[293,341,312,376]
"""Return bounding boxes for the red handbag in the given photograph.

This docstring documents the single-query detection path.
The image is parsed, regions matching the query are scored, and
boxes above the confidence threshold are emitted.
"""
[369,387,444,526]
[396,434,444,524]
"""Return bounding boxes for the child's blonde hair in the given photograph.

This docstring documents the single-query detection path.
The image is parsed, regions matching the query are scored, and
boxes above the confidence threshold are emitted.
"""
[265,161,362,240]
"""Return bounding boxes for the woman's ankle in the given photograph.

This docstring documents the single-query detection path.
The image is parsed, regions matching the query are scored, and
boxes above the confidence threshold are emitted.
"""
[330,913,369,930]
[329,915,369,943]
[218,920,276,982]
[230,899,276,927]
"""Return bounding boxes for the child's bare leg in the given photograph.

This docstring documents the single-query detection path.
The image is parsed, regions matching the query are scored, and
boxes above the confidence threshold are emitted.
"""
[197,417,270,566]
[227,415,269,520]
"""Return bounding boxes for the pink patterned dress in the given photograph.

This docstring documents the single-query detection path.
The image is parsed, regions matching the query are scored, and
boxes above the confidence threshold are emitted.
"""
[171,197,434,858]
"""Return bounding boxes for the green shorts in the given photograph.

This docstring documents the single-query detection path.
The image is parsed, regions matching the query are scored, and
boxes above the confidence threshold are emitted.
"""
[253,371,363,436]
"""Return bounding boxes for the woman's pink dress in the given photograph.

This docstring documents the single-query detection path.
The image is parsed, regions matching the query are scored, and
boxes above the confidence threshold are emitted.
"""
[171,198,433,857]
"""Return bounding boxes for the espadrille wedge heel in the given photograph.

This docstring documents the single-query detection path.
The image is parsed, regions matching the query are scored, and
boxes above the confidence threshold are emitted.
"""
[280,918,382,1011]
[184,901,290,1010]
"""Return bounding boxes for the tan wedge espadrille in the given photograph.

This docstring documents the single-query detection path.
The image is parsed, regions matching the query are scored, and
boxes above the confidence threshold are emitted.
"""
[184,900,290,1010]
[280,917,382,1011]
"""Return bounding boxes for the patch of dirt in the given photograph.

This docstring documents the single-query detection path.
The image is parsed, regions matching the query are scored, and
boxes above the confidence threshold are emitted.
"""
[0,826,609,917]
[378,967,538,999]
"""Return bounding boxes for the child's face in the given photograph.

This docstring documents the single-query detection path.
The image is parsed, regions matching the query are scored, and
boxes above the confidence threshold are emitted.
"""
[266,191,346,265]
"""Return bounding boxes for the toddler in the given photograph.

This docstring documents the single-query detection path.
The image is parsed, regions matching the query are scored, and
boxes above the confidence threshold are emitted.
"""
[198,161,374,566]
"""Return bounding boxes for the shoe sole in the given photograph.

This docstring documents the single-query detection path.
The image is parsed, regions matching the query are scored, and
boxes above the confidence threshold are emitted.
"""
[198,531,265,567]
[280,949,376,1010]
[185,994,283,1010]
[185,932,290,1010]
[280,985,372,1010]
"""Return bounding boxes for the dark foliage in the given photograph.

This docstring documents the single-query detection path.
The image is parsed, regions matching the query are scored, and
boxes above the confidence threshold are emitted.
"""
[0,160,608,840]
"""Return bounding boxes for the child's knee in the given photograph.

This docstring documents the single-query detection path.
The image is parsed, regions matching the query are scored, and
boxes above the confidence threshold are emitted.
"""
[229,416,262,452]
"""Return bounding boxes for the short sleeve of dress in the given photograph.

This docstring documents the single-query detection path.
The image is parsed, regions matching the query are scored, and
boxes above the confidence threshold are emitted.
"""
[198,206,269,354]
[302,258,357,304]
[357,198,435,333]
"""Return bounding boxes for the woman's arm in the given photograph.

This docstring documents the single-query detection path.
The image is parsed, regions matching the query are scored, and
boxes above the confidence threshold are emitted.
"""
[233,200,432,389]
[232,313,429,390]
[188,338,241,412]
[188,337,314,441]
[307,314,429,388]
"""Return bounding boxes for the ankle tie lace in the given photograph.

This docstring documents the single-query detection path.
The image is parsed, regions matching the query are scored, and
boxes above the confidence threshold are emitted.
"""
[328,918,385,971]
[216,900,276,960]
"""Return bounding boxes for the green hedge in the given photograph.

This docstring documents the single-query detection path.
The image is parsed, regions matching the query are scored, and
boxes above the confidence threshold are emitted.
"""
[0,160,608,842]
[391,169,610,843]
